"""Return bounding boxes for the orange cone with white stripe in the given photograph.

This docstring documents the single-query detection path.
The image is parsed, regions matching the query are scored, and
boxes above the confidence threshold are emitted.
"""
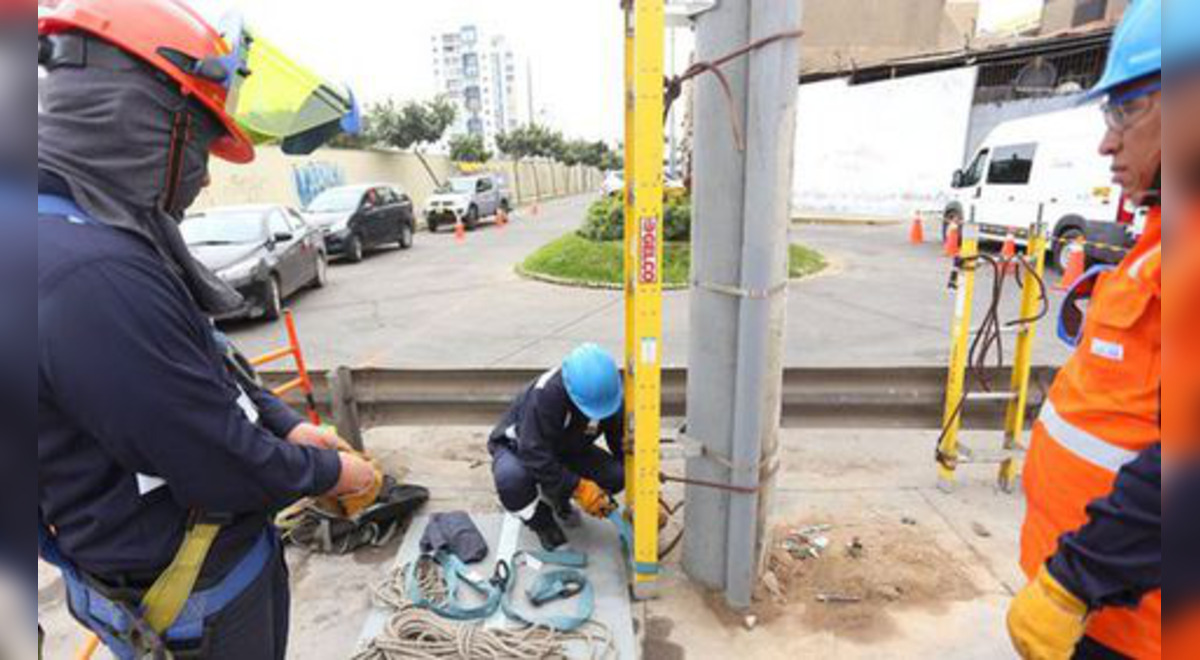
[1057,240,1086,290]
[909,215,925,245]
[944,222,961,258]
[455,221,466,244]
[1001,231,1018,276]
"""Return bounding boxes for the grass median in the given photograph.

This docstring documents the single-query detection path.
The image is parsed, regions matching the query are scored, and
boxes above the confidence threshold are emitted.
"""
[519,234,827,289]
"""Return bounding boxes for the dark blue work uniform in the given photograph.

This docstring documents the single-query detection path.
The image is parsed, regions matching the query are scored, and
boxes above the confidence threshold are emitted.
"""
[37,174,341,658]
[1047,444,1164,659]
[488,369,625,512]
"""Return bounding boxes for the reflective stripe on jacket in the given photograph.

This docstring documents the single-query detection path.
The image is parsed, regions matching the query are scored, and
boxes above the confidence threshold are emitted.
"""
[1022,208,1162,659]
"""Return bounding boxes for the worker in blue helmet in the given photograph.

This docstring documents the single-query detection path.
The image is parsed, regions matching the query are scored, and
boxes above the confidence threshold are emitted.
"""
[1008,1,1165,658]
[488,344,625,550]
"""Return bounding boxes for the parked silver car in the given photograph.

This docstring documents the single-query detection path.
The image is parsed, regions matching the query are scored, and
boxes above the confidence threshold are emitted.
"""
[424,174,512,233]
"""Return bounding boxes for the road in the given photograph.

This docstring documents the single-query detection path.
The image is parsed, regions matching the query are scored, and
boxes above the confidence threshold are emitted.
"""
[224,195,1072,370]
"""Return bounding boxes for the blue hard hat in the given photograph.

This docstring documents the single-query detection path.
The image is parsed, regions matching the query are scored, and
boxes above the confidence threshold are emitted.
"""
[1165,0,1200,70]
[562,344,623,420]
[1090,0,1162,97]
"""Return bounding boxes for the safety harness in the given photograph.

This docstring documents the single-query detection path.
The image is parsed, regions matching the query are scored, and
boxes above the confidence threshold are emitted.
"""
[406,547,597,633]
[37,194,269,660]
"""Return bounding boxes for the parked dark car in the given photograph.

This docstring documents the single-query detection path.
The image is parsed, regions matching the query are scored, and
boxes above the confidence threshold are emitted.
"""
[183,205,327,322]
[304,183,415,262]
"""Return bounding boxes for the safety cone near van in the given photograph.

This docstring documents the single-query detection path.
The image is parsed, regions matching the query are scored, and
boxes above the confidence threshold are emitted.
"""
[1001,231,1018,275]
[909,214,925,245]
[497,208,509,231]
[1057,240,1086,290]
[944,222,961,258]
[455,221,467,244]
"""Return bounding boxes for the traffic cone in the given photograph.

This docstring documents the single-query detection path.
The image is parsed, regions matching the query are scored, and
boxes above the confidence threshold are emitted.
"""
[944,222,961,258]
[455,221,466,244]
[1057,240,1086,291]
[1000,231,1018,276]
[497,209,508,231]
[909,214,925,245]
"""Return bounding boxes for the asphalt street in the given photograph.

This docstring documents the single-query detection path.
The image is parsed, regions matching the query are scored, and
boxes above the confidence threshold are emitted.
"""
[223,195,1073,370]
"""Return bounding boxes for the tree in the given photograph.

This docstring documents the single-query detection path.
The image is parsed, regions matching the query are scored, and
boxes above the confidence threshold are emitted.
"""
[370,96,457,186]
[448,134,493,164]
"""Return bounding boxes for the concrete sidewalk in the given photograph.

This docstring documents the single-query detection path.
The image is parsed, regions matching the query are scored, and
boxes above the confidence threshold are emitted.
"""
[37,425,1026,659]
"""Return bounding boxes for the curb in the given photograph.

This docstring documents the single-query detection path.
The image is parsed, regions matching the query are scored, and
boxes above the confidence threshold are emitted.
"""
[792,217,904,227]
[513,265,689,291]
[515,263,829,291]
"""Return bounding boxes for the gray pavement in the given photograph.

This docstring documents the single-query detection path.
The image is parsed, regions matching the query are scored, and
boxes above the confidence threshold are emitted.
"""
[223,195,1072,370]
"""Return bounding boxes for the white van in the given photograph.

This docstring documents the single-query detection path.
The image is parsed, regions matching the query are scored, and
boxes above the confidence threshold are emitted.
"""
[944,105,1136,271]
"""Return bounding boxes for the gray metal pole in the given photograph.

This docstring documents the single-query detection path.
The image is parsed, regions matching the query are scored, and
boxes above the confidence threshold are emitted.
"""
[682,0,751,592]
[723,0,802,610]
[682,0,802,609]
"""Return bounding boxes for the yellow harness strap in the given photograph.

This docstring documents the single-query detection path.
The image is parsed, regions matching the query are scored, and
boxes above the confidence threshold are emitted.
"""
[139,522,222,633]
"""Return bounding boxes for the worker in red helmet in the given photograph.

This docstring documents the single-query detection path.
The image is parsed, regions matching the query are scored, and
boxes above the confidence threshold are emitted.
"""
[37,1,370,658]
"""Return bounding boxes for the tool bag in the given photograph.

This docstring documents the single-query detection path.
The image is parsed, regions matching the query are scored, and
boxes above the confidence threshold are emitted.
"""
[278,477,429,554]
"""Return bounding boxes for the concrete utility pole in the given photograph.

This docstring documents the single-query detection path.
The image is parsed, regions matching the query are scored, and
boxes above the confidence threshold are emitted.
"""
[683,0,802,610]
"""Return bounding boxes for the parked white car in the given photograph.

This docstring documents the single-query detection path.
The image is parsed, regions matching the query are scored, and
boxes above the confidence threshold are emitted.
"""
[945,105,1137,271]
[601,171,625,197]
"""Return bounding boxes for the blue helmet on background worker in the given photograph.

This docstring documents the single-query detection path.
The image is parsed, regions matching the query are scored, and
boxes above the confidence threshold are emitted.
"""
[1090,0,1161,97]
[562,344,623,420]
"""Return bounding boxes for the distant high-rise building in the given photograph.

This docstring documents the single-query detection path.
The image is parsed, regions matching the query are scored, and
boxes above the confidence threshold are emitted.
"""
[431,25,520,151]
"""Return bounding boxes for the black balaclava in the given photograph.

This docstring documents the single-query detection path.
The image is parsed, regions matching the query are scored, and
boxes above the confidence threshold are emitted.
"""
[38,35,243,315]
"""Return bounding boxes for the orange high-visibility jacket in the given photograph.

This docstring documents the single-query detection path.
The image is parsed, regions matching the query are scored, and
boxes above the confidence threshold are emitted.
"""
[1022,208,1162,659]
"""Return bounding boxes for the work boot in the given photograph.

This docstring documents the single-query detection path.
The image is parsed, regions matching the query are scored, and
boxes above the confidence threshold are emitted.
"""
[555,501,583,529]
[525,502,568,551]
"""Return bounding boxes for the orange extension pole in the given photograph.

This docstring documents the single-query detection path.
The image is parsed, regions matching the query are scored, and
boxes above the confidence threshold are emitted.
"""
[282,310,321,425]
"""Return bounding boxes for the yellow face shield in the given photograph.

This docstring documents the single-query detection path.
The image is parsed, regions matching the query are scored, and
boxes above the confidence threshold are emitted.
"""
[217,13,361,155]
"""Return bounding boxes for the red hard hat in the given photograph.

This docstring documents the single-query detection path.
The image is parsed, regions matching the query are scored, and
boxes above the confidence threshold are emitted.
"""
[39,0,255,163]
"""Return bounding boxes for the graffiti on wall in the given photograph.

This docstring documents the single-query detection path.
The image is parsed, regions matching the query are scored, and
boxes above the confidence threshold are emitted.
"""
[293,162,346,208]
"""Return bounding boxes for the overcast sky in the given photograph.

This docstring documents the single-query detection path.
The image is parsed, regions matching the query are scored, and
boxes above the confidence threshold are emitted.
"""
[193,0,695,145]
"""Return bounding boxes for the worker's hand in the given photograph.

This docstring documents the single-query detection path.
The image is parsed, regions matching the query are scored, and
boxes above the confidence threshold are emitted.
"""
[1007,565,1090,660]
[321,453,383,518]
[573,479,617,519]
[287,423,342,451]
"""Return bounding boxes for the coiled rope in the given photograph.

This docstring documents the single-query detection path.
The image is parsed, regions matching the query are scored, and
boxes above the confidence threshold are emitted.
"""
[351,560,617,660]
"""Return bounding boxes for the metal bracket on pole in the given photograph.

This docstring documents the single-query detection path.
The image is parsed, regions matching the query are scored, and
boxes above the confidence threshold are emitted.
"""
[692,279,788,300]
[665,0,718,26]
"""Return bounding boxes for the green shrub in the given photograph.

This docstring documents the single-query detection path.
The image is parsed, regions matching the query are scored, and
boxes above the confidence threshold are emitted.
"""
[579,195,692,243]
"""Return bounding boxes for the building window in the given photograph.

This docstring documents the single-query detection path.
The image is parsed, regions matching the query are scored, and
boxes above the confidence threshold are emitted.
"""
[987,144,1037,185]
[1073,0,1109,26]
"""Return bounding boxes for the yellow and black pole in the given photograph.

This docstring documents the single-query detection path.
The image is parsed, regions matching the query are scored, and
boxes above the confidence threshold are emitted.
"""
[622,0,665,597]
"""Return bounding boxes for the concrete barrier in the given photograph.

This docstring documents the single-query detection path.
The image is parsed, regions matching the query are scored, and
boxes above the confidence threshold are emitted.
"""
[197,146,602,215]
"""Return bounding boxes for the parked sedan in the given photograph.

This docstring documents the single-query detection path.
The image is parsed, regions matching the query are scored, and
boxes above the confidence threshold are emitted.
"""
[183,205,327,322]
[304,183,415,262]
[424,175,511,232]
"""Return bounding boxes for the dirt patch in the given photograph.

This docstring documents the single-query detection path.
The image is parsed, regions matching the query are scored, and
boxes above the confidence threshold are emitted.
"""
[704,516,981,643]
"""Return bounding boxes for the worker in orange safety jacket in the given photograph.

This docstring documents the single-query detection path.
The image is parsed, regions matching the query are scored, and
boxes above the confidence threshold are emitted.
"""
[1007,1,1165,658]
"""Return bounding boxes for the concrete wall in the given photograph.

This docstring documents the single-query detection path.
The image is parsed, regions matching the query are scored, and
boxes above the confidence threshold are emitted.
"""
[792,67,978,219]
[1040,0,1127,33]
[197,146,601,214]
[801,0,979,73]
